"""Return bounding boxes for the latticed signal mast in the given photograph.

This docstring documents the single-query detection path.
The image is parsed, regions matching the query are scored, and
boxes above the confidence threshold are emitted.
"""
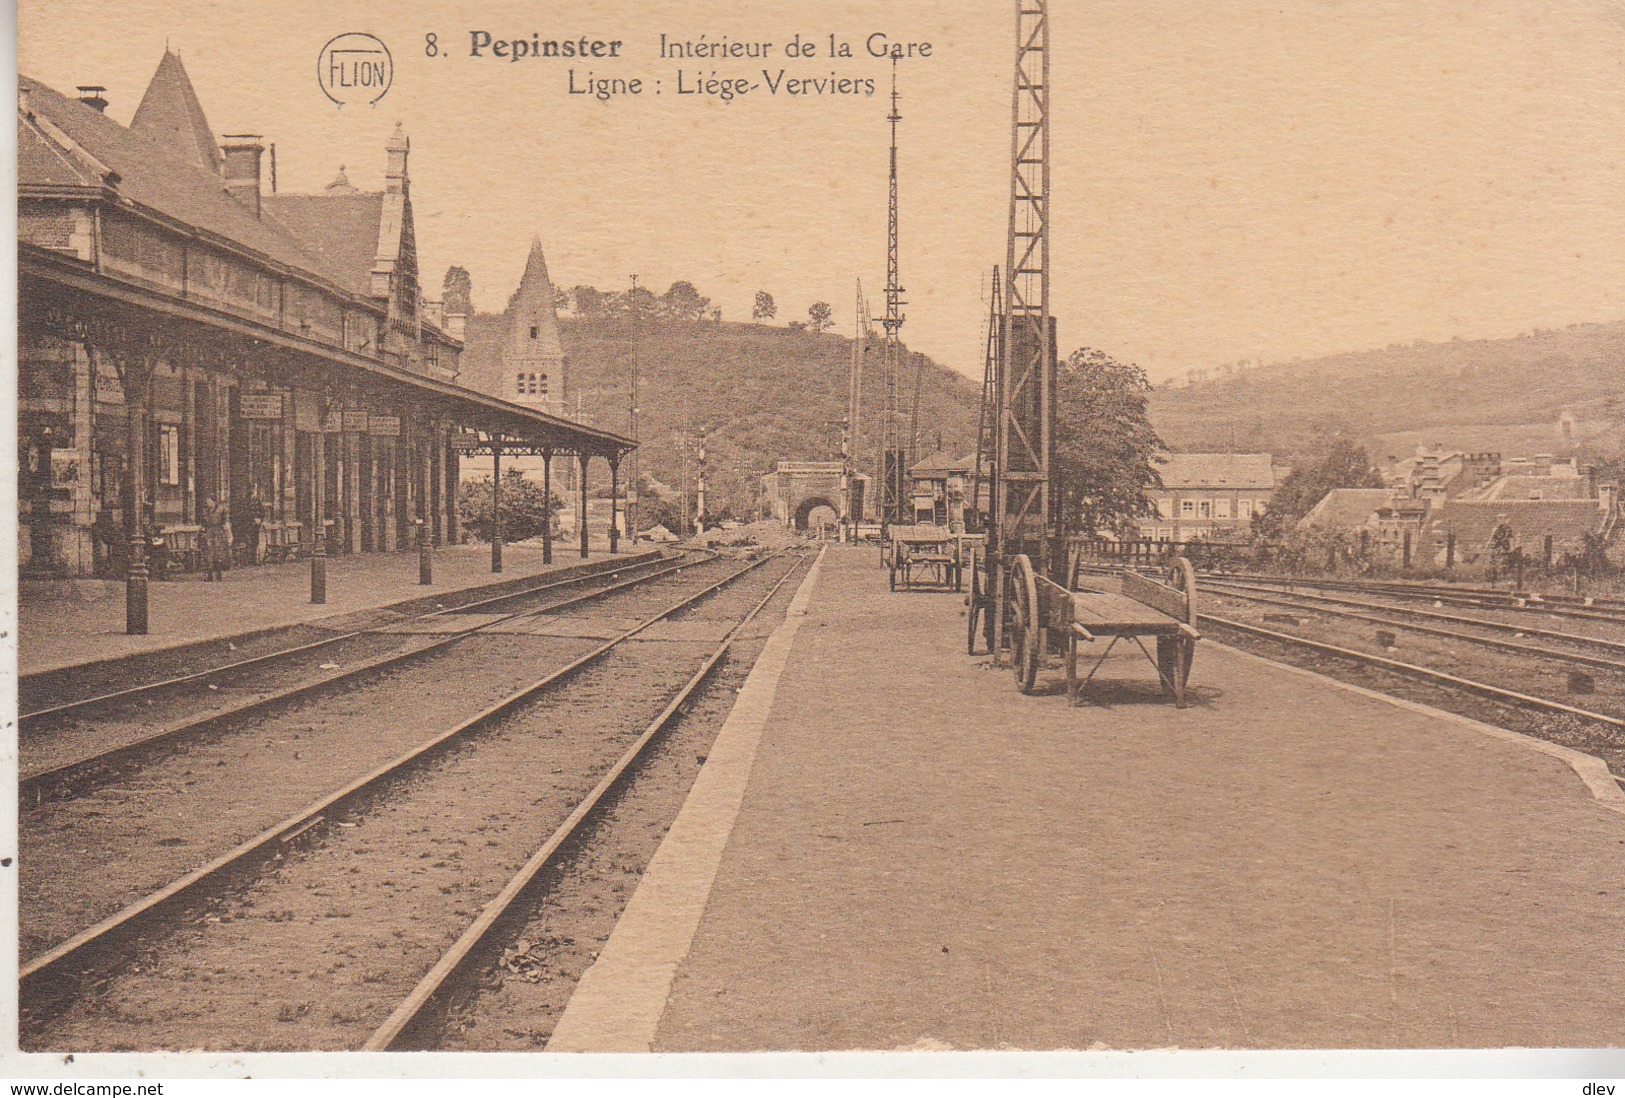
[879,60,908,526]
[990,0,1055,659]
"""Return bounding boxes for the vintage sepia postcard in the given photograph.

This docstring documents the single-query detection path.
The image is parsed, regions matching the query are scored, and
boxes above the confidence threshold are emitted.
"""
[7,0,1625,1086]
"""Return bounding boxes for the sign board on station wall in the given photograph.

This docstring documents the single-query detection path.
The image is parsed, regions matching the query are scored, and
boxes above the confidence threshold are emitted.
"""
[341,408,370,432]
[239,393,285,420]
[369,415,401,437]
[448,430,480,452]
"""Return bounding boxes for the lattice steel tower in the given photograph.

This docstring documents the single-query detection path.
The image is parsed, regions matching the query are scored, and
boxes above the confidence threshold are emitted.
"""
[991,0,1054,657]
[879,60,908,526]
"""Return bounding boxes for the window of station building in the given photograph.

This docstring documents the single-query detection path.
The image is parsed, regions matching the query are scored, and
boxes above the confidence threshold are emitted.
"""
[1238,498,1254,517]
[538,374,548,400]
[158,424,181,487]
[1180,499,1196,517]
[529,325,540,340]
[1198,500,1213,519]
[1214,498,1231,519]
[1156,498,1174,518]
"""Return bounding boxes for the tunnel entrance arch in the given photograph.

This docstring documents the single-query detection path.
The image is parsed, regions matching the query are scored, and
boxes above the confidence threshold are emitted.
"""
[794,495,841,533]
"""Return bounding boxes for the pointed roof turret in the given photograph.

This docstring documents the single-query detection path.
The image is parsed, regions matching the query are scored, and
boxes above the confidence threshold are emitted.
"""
[129,50,223,174]
[504,236,565,369]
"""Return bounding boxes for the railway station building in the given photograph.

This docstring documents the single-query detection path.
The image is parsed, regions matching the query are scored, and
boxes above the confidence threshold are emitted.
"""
[18,53,631,577]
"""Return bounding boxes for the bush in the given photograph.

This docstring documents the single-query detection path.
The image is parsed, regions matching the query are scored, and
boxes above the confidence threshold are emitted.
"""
[458,470,560,543]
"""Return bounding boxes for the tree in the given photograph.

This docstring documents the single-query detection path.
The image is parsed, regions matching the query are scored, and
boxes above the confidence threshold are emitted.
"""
[807,301,834,334]
[661,280,710,321]
[1254,437,1384,540]
[457,469,561,543]
[571,285,609,316]
[753,291,777,321]
[1052,347,1166,538]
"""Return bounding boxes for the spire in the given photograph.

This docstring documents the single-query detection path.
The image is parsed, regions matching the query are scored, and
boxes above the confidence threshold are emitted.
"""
[503,238,566,409]
[129,50,223,174]
[519,235,552,292]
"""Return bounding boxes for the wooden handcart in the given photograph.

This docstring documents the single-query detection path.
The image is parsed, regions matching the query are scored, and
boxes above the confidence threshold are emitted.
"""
[974,550,1201,707]
[887,525,967,592]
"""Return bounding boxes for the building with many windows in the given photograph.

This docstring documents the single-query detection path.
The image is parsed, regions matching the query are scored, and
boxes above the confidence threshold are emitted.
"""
[1137,453,1277,542]
[18,53,630,576]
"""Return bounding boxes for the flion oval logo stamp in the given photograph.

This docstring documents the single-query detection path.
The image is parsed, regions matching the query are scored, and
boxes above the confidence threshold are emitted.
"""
[318,33,393,107]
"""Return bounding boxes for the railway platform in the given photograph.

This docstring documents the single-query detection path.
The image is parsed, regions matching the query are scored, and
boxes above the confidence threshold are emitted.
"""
[17,540,660,678]
[551,543,1625,1052]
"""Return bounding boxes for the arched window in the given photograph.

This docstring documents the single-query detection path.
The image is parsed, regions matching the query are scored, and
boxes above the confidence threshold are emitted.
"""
[538,373,549,400]
[515,372,526,395]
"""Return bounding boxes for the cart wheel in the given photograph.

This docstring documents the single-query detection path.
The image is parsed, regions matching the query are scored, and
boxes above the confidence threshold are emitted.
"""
[1010,553,1040,694]
[1169,556,1198,625]
[966,550,983,654]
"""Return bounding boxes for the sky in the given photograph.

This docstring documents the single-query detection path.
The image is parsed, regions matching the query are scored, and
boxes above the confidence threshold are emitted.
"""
[18,0,1625,383]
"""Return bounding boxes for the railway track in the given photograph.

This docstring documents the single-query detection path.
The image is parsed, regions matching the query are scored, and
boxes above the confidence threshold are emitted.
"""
[20,550,704,798]
[1206,571,1625,626]
[1076,561,1625,789]
[21,550,808,1051]
[17,550,674,721]
[1195,588,1625,791]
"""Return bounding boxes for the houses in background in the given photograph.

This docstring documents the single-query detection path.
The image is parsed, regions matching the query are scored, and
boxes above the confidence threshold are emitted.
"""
[1135,453,1277,543]
[1299,448,1618,569]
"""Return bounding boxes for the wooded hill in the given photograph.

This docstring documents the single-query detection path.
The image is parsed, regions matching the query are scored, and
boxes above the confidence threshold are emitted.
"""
[1150,321,1625,463]
[553,317,982,516]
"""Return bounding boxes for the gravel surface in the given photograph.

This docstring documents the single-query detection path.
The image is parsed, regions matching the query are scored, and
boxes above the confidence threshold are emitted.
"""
[1200,607,1625,780]
[19,558,741,963]
[21,555,802,1051]
[426,557,807,1050]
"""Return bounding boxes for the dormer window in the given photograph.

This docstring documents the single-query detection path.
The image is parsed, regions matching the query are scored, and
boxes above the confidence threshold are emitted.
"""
[530,325,539,339]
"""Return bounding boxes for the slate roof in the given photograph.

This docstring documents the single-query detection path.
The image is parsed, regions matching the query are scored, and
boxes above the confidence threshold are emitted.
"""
[261,192,386,297]
[1153,453,1275,490]
[1468,475,1593,502]
[129,51,223,174]
[505,237,566,361]
[910,450,968,475]
[1299,488,1393,530]
[19,73,354,293]
[1421,499,1607,556]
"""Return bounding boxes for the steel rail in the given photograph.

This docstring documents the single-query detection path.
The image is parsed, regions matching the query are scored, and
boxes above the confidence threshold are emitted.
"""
[1210,570,1625,612]
[19,552,787,1005]
[1203,579,1625,655]
[1204,585,1625,673]
[21,553,716,797]
[20,549,685,725]
[1199,612,1625,732]
[1208,573,1625,625]
[364,553,808,1051]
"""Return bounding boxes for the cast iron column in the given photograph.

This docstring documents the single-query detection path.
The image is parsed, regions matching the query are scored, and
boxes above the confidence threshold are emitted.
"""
[541,451,554,565]
[311,430,327,604]
[491,439,504,573]
[124,361,150,635]
[579,453,591,559]
[608,456,620,554]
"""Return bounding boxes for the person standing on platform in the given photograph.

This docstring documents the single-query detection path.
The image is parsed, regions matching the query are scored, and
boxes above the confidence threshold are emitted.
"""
[203,495,230,581]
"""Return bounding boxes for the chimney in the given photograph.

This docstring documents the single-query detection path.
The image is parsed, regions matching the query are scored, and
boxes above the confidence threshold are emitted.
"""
[1600,482,1618,515]
[220,135,264,217]
[75,85,109,112]
[442,266,471,341]
[385,123,409,195]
